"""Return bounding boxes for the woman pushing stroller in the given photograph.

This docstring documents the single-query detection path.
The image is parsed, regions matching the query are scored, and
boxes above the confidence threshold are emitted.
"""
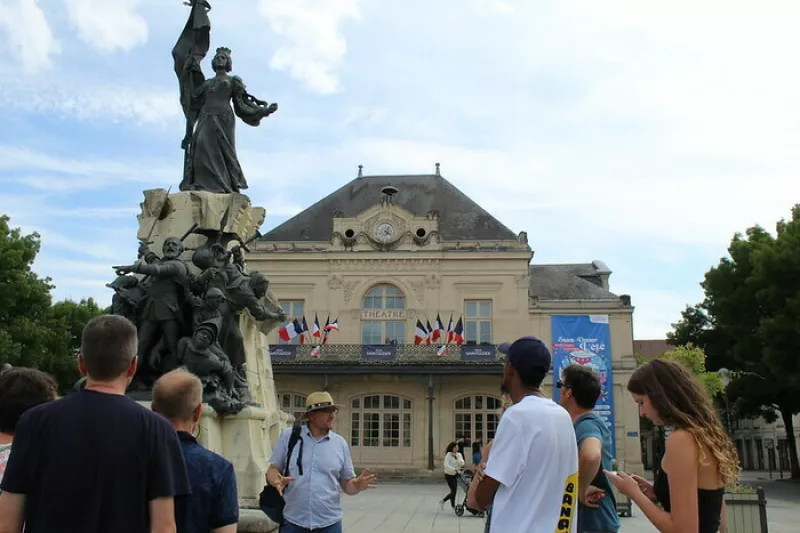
[439,441,465,510]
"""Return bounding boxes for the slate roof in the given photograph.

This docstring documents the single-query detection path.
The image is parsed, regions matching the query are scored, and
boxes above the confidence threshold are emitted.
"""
[261,174,519,242]
[529,264,619,300]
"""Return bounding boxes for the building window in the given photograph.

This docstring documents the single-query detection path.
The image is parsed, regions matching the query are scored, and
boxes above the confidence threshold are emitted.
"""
[454,394,502,445]
[279,300,305,345]
[465,300,492,344]
[350,394,412,448]
[278,392,306,421]
[361,285,405,344]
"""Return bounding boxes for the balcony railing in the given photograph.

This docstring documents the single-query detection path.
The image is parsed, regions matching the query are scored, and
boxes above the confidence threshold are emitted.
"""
[268,343,502,364]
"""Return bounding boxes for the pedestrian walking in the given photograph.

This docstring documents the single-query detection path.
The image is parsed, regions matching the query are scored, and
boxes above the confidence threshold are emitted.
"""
[605,359,737,533]
[0,315,191,533]
[152,368,239,533]
[439,442,465,510]
[558,364,619,533]
[468,336,579,533]
[266,391,378,533]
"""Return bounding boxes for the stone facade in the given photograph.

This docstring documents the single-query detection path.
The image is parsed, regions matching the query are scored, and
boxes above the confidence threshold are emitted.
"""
[247,172,644,476]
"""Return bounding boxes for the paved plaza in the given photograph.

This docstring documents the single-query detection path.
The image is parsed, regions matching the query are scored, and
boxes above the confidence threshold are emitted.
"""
[336,476,800,533]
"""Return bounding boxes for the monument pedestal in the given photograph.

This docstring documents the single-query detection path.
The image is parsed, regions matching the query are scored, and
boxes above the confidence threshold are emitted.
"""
[127,189,289,531]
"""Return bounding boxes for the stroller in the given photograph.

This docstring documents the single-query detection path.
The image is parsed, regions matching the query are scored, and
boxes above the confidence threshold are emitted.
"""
[453,469,486,518]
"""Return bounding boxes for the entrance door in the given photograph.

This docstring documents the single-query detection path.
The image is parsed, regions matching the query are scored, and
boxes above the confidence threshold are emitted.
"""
[349,394,413,465]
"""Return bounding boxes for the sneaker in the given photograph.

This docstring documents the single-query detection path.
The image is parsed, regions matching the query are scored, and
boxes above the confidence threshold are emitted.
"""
[438,500,445,511]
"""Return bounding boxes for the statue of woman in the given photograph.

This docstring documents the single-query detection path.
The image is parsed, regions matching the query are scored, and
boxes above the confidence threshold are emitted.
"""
[173,1,278,194]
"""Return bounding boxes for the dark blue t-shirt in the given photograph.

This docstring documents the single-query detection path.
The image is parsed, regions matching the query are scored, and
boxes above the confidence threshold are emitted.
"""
[575,413,619,533]
[0,389,191,533]
[174,431,239,533]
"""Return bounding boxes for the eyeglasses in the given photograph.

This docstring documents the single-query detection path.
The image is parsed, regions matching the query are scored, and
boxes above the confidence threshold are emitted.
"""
[556,380,568,389]
[316,407,339,415]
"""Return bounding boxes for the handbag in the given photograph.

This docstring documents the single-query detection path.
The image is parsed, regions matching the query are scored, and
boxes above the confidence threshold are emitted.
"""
[259,424,304,523]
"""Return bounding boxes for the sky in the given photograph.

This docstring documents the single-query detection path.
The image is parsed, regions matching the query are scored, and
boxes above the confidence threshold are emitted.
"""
[1,0,799,340]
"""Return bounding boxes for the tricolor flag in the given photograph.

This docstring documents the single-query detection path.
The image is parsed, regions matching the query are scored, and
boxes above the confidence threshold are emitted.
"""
[453,317,465,345]
[310,345,321,358]
[414,319,427,345]
[278,320,300,342]
[299,316,309,345]
[446,314,455,344]
[312,313,321,338]
[432,314,444,342]
[425,319,434,344]
[437,345,448,357]
[325,317,339,332]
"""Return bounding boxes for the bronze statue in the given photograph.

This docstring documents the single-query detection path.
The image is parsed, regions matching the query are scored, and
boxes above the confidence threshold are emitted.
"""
[113,237,190,382]
[173,0,278,193]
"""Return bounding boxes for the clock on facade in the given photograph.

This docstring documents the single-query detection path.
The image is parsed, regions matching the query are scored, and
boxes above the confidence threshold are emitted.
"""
[375,222,395,242]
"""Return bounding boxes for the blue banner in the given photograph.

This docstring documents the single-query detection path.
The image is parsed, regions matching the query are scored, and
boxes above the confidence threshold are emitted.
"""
[362,345,397,361]
[461,344,496,361]
[269,345,297,361]
[551,315,616,457]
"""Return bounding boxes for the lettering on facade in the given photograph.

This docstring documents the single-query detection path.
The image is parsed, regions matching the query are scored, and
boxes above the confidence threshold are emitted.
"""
[361,309,407,320]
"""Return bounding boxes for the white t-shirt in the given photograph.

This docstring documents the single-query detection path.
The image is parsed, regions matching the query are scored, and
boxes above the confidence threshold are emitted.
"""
[484,395,579,533]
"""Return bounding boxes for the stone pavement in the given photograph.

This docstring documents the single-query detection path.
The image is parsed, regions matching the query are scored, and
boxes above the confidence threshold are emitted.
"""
[340,483,658,533]
[339,479,800,533]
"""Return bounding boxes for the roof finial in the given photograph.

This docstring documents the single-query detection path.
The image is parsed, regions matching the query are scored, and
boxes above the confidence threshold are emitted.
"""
[435,162,441,176]
[358,164,363,177]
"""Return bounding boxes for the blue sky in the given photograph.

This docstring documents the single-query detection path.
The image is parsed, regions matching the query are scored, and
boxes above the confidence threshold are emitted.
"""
[1,0,799,339]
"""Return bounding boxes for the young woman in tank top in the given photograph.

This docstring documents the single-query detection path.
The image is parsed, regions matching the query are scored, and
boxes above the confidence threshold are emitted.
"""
[605,359,739,533]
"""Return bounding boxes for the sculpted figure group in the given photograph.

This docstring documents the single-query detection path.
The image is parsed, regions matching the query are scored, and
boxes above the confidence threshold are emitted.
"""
[109,235,285,416]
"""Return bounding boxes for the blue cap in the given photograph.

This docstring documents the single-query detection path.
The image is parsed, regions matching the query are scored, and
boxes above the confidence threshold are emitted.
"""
[498,336,552,378]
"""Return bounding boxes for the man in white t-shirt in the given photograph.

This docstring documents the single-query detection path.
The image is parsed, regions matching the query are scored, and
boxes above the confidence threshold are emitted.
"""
[467,336,579,533]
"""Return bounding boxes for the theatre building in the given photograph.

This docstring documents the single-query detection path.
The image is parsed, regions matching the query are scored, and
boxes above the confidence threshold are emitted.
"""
[248,168,643,474]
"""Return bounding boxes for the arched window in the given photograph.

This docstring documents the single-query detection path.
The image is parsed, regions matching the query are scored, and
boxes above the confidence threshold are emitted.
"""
[350,394,412,448]
[278,392,306,421]
[454,394,503,445]
[361,284,406,345]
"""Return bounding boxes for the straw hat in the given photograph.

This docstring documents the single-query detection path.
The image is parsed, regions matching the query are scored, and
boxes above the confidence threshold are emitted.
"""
[305,391,342,413]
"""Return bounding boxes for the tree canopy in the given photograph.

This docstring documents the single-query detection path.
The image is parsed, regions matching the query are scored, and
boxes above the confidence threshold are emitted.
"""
[669,205,800,478]
[0,215,104,392]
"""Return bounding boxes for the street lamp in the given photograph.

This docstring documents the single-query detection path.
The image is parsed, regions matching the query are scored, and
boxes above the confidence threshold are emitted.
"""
[718,368,733,436]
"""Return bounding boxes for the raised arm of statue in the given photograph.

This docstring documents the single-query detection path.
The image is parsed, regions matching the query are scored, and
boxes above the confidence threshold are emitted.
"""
[135,260,187,279]
[232,76,278,127]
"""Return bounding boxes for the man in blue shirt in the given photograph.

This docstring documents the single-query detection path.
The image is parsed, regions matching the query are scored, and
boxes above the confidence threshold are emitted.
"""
[558,364,620,533]
[266,391,378,533]
[152,368,239,533]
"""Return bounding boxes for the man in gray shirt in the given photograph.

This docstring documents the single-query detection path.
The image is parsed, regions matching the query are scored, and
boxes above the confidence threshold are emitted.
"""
[266,391,377,533]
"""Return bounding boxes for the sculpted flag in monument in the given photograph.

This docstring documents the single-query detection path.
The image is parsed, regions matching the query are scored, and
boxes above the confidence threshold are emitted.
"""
[173,0,278,194]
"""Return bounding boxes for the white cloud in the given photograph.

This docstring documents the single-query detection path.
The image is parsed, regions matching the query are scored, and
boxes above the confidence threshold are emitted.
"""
[258,0,362,94]
[65,0,148,53]
[0,75,179,125]
[0,0,59,72]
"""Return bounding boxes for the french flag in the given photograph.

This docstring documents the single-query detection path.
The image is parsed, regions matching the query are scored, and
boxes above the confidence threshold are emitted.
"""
[432,314,444,342]
[312,313,321,338]
[311,345,321,358]
[425,319,434,344]
[414,319,427,345]
[278,320,299,342]
[437,345,448,357]
[325,317,339,332]
[446,314,455,344]
[453,317,465,345]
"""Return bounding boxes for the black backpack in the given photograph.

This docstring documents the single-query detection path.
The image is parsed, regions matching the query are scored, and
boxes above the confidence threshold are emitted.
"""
[259,424,304,523]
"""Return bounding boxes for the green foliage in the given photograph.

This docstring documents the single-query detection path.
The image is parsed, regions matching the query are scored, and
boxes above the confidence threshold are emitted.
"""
[660,344,724,398]
[0,215,104,393]
[670,205,800,478]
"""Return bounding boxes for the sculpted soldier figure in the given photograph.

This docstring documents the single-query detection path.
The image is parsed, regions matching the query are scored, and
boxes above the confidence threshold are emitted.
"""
[114,237,189,382]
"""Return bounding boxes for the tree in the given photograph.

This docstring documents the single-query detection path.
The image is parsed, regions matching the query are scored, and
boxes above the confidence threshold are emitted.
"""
[671,207,800,478]
[0,215,56,368]
[0,216,104,393]
[660,344,724,398]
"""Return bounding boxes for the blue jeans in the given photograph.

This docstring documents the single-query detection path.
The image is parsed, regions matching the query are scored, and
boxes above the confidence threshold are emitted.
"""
[281,521,342,533]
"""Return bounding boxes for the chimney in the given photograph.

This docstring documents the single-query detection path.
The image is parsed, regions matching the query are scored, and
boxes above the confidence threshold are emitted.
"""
[592,260,612,290]
[435,162,441,176]
[358,164,363,177]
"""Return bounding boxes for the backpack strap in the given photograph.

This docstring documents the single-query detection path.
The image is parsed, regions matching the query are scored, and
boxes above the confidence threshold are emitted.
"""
[282,424,304,477]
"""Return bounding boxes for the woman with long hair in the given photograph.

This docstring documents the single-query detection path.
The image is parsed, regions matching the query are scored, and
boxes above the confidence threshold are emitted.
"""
[605,359,739,533]
[439,441,465,511]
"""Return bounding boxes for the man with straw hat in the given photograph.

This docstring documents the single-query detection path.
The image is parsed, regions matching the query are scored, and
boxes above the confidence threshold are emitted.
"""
[266,391,377,533]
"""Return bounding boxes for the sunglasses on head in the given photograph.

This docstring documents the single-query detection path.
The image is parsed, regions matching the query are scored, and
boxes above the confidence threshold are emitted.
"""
[316,407,339,414]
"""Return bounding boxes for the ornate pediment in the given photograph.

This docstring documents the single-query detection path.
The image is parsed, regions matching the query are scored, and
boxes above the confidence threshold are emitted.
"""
[331,201,441,252]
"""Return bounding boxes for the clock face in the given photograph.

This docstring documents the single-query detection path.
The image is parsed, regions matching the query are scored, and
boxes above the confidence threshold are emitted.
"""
[375,222,395,242]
